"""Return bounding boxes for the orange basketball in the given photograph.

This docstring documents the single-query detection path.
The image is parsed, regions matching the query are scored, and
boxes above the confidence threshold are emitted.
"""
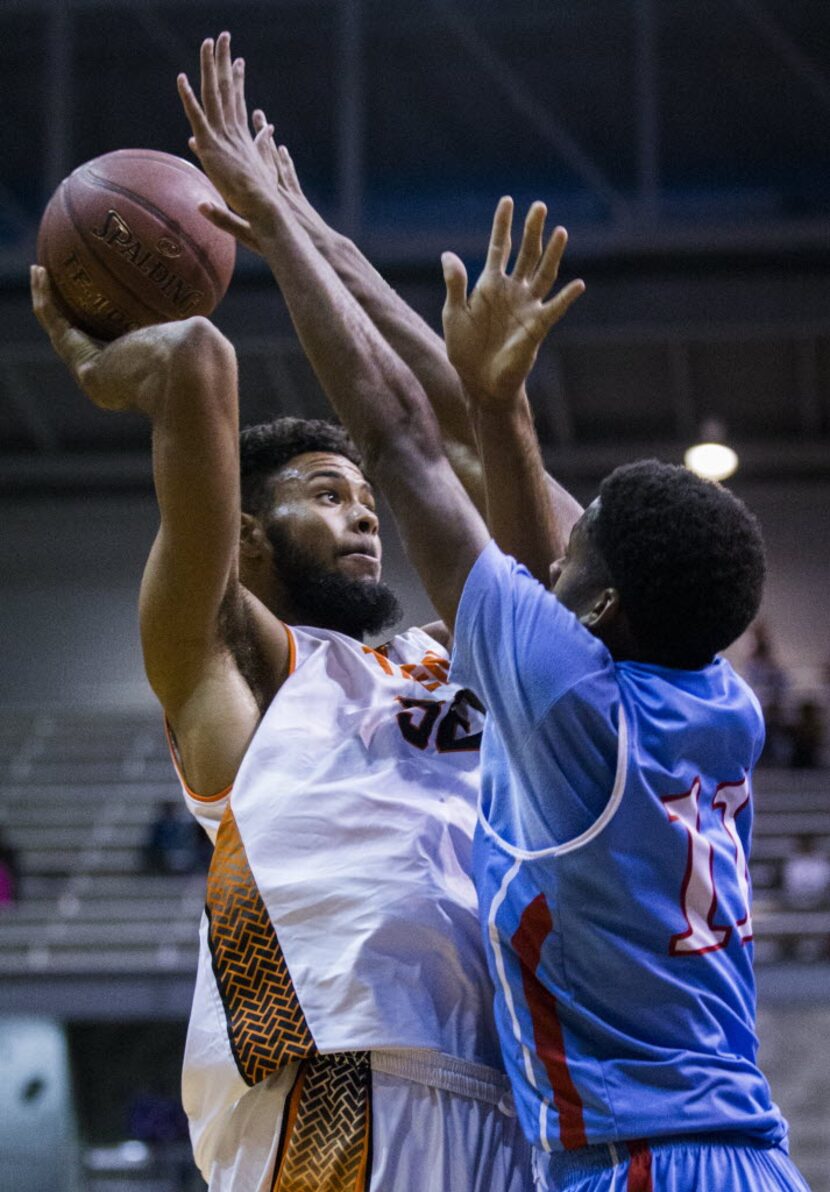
[37,149,237,340]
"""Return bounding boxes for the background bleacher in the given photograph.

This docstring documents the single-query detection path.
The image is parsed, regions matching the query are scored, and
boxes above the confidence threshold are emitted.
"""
[0,710,203,986]
[2,708,828,980]
[0,707,829,1189]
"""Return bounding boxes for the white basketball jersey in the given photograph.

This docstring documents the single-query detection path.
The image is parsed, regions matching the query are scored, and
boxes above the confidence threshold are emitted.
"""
[173,624,497,1176]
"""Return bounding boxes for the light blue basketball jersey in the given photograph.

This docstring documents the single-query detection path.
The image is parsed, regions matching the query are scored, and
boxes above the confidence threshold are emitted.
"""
[450,541,787,1155]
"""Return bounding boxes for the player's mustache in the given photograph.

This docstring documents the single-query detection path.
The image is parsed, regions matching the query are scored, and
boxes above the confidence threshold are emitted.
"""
[338,538,379,560]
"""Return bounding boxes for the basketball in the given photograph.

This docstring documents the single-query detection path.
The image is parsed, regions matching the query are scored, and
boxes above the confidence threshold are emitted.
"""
[36,149,237,340]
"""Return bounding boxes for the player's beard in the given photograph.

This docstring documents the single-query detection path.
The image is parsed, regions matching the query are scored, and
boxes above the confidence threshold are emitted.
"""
[267,522,402,640]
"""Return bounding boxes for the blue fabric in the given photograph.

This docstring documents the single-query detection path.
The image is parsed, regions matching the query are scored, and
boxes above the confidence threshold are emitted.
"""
[451,541,621,852]
[451,542,785,1155]
[536,1138,811,1191]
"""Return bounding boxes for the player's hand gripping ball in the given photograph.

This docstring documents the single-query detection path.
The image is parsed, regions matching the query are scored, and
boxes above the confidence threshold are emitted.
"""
[37,149,237,340]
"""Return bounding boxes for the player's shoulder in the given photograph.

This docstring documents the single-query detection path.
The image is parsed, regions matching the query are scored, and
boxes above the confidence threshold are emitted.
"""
[718,656,766,737]
[698,655,764,721]
[376,622,450,664]
[417,620,451,652]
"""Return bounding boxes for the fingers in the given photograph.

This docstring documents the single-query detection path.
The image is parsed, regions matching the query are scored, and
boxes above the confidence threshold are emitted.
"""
[31,264,73,343]
[532,225,569,299]
[251,110,276,168]
[177,72,211,143]
[232,57,248,129]
[441,252,469,313]
[198,203,259,253]
[485,196,513,274]
[215,34,235,123]
[199,36,223,129]
[540,277,586,331]
[30,265,101,371]
[30,263,63,337]
[213,32,250,133]
[252,117,278,174]
[277,144,302,195]
[512,201,546,282]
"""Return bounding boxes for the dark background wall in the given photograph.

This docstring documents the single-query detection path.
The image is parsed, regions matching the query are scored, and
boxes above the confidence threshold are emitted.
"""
[0,5,829,1190]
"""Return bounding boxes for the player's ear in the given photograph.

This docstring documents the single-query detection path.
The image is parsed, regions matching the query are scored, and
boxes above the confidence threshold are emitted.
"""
[580,587,620,630]
[239,512,270,560]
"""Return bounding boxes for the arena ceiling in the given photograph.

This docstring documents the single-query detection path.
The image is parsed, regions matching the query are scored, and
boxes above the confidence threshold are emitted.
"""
[1,0,829,489]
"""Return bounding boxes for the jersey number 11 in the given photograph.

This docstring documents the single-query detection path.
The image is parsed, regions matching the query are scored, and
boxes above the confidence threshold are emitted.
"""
[662,777,753,956]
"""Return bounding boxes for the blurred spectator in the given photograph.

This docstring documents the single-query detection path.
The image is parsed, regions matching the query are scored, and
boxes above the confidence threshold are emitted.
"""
[789,699,826,769]
[128,1090,193,1192]
[742,622,788,711]
[781,835,830,911]
[142,800,206,875]
[0,828,20,905]
[757,698,792,767]
[128,1089,190,1144]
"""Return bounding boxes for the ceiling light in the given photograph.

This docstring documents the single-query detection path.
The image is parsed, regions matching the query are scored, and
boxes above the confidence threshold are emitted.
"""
[684,420,738,481]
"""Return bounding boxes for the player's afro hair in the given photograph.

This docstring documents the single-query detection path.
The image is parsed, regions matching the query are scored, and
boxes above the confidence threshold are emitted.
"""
[591,460,766,669]
[239,417,363,517]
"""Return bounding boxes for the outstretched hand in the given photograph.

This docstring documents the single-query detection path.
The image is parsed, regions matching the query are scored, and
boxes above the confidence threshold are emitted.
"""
[177,32,280,240]
[442,197,585,406]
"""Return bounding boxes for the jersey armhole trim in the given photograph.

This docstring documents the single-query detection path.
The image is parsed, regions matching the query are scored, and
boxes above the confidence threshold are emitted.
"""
[476,704,629,860]
[164,718,233,804]
[281,621,298,677]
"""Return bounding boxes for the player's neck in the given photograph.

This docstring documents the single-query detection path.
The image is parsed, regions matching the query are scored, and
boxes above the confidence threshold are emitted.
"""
[259,579,366,640]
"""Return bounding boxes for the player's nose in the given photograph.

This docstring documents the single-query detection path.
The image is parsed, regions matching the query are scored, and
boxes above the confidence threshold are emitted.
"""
[352,503,379,535]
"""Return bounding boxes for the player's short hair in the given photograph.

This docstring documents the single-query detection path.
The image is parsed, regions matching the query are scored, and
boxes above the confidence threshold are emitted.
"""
[239,417,363,517]
[591,460,766,669]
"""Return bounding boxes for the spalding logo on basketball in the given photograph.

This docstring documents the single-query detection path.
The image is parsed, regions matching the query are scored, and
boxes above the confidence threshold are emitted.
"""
[37,149,237,340]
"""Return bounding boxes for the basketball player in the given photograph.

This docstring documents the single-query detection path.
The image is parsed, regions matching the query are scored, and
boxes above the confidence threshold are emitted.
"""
[31,40,578,1192]
[179,33,809,1192]
[27,293,537,1189]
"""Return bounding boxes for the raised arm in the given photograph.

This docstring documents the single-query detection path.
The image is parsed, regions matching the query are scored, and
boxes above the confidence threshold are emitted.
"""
[30,267,287,795]
[442,198,585,584]
[203,111,482,509]
[262,139,483,504]
[178,33,488,629]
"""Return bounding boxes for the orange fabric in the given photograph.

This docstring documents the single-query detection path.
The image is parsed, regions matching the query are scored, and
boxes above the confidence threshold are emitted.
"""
[283,622,297,677]
[270,1067,307,1191]
[270,1054,371,1192]
[361,644,394,676]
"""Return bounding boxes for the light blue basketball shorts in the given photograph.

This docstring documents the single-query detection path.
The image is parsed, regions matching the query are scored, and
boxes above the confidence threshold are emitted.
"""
[533,1134,811,1192]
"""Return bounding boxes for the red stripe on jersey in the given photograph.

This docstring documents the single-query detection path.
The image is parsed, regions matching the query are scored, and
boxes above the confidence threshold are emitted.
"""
[511,893,587,1150]
[626,1139,653,1191]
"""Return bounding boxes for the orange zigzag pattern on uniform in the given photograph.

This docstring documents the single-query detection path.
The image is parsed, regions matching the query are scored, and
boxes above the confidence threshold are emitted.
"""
[206,806,316,1085]
[272,1053,371,1192]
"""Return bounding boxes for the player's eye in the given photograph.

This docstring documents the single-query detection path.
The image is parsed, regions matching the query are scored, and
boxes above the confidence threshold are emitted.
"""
[317,489,340,503]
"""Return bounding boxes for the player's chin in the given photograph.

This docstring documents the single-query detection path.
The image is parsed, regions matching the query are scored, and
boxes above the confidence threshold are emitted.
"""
[338,553,381,581]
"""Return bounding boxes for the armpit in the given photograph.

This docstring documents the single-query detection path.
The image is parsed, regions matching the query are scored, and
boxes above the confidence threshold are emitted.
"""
[219,584,277,713]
